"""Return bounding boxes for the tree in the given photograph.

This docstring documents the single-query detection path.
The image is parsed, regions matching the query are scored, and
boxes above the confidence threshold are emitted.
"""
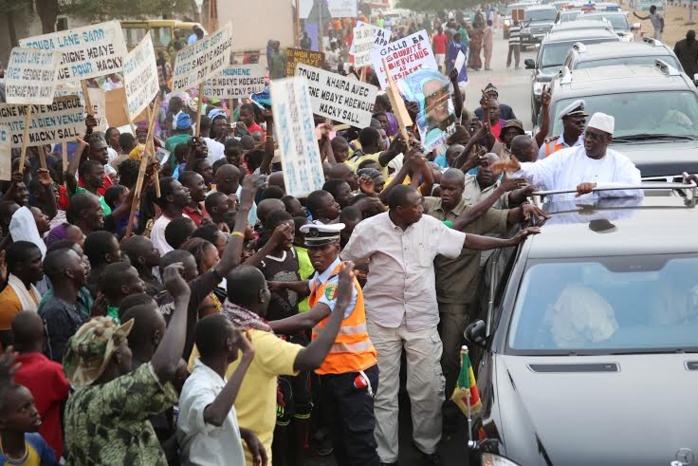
[60,0,196,23]
[0,0,32,45]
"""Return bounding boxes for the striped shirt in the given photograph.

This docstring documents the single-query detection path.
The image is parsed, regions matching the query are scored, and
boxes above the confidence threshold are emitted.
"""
[509,25,521,45]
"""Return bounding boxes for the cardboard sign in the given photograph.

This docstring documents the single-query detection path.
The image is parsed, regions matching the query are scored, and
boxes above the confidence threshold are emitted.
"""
[5,48,61,105]
[86,88,107,131]
[203,64,266,99]
[286,48,325,77]
[455,50,466,74]
[19,21,127,82]
[270,77,325,197]
[123,32,159,122]
[172,22,233,92]
[350,22,392,67]
[397,68,455,153]
[371,30,438,89]
[328,0,358,18]
[0,126,11,181]
[0,95,85,148]
[296,63,377,127]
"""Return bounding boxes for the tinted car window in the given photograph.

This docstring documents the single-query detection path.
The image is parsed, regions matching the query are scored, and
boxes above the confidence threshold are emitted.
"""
[583,13,629,30]
[551,91,698,137]
[541,38,617,68]
[526,8,558,21]
[508,255,698,353]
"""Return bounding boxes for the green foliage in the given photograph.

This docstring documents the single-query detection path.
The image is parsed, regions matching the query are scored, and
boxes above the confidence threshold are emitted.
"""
[61,0,196,22]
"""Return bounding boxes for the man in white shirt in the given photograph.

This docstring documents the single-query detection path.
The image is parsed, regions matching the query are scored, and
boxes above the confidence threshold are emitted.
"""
[510,112,643,200]
[178,314,265,466]
[149,177,192,255]
[341,183,539,464]
[198,115,225,166]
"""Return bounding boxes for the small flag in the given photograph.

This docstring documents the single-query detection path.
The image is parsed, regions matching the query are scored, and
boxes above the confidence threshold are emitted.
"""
[450,345,482,415]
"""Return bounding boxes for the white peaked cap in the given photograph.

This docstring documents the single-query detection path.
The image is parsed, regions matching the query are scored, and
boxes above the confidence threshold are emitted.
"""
[587,112,615,135]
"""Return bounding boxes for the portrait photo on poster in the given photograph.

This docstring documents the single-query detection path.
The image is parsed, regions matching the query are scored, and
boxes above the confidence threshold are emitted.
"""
[397,68,456,153]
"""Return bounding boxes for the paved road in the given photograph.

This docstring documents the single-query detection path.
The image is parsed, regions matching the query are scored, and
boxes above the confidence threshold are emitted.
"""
[463,30,539,131]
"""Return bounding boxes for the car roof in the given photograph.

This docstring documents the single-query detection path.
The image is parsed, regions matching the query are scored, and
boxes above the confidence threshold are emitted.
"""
[526,193,698,258]
[569,41,672,60]
[545,27,618,41]
[583,10,628,16]
[526,4,558,10]
[554,64,690,93]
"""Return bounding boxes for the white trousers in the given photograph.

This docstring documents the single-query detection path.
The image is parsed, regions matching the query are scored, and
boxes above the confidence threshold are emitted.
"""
[367,319,445,462]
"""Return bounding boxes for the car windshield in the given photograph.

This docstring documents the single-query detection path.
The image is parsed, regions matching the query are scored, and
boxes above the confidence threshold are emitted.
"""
[561,11,581,21]
[527,8,558,21]
[541,38,616,68]
[508,254,698,354]
[583,13,629,30]
[575,54,682,71]
[551,91,698,137]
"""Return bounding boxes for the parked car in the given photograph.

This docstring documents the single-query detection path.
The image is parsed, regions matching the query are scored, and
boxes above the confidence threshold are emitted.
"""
[503,2,534,38]
[526,28,619,124]
[546,62,698,178]
[466,183,698,466]
[554,8,583,23]
[520,5,559,48]
[550,18,615,33]
[562,38,682,72]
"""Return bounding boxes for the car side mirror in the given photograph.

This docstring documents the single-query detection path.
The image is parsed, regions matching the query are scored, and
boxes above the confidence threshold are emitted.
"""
[631,22,641,30]
[524,58,536,69]
[465,320,488,348]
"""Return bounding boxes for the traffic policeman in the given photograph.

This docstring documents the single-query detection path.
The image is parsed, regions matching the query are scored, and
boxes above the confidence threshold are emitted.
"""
[538,99,588,159]
[269,222,380,466]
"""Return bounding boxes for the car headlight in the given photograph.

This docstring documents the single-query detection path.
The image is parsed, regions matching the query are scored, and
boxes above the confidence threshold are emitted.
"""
[481,453,522,466]
[533,82,546,95]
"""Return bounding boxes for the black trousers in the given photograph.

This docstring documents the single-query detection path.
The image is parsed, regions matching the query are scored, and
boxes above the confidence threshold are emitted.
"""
[319,364,380,466]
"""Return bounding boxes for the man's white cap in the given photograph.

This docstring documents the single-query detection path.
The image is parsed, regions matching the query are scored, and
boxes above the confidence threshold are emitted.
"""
[300,221,345,246]
[587,112,615,135]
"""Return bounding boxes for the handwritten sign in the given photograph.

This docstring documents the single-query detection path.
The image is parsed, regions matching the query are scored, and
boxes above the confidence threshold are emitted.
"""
[371,30,438,89]
[0,126,10,181]
[5,48,61,105]
[350,22,392,67]
[203,64,266,99]
[328,0,358,17]
[286,48,325,77]
[172,22,233,92]
[296,63,377,127]
[123,32,159,121]
[0,96,85,148]
[19,21,127,82]
[86,88,107,131]
[271,78,325,197]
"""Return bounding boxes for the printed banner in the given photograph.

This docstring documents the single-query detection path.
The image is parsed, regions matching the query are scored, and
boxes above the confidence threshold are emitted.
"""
[270,77,325,197]
[350,21,392,68]
[397,69,455,152]
[0,95,85,148]
[0,126,10,181]
[371,30,438,89]
[296,63,377,127]
[5,48,61,105]
[172,22,233,92]
[123,32,159,122]
[19,21,127,82]
[328,0,358,17]
[286,48,325,77]
[203,64,266,99]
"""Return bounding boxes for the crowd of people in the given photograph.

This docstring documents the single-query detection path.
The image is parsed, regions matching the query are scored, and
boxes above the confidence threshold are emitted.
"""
[0,11,649,466]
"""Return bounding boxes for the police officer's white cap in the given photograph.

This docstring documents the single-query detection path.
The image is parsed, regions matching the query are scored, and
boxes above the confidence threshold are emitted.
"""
[558,99,588,120]
[300,222,345,246]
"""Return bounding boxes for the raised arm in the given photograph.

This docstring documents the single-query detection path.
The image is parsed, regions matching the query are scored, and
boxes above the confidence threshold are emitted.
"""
[463,226,540,250]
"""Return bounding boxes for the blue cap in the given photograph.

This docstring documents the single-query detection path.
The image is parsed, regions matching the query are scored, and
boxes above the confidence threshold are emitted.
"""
[176,113,192,130]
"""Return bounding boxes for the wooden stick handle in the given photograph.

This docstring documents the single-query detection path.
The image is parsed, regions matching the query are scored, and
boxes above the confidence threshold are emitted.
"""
[81,81,94,116]
[18,106,33,171]
[195,82,205,137]
[61,141,68,188]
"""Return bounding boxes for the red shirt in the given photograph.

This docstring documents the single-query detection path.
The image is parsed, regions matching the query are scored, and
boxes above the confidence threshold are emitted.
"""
[246,121,266,140]
[13,352,70,459]
[78,173,113,196]
[183,203,209,227]
[491,119,506,142]
[433,34,448,54]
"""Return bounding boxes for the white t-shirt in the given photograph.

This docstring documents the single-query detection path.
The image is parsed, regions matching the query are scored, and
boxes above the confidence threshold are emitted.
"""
[150,213,190,256]
[178,359,245,466]
[203,137,225,166]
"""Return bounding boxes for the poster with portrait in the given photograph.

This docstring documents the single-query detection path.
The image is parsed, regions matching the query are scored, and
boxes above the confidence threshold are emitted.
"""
[396,68,456,153]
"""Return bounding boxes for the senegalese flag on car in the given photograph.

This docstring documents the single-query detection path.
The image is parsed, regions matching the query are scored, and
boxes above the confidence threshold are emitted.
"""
[450,345,482,415]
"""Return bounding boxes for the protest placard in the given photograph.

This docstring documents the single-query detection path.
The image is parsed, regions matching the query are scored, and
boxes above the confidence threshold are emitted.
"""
[86,88,107,131]
[19,21,127,82]
[203,64,266,99]
[371,30,438,89]
[5,48,61,105]
[286,48,325,77]
[295,63,377,127]
[0,95,85,148]
[328,0,358,17]
[0,126,10,181]
[123,32,159,122]
[397,68,455,153]
[172,22,233,92]
[350,21,392,68]
[270,78,325,197]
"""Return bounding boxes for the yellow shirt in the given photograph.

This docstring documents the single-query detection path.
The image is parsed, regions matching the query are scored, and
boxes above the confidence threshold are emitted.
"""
[346,152,389,178]
[0,287,24,331]
[188,329,303,465]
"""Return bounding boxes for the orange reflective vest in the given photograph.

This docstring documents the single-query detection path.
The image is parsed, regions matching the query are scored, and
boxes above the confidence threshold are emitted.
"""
[544,138,565,157]
[309,263,377,375]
